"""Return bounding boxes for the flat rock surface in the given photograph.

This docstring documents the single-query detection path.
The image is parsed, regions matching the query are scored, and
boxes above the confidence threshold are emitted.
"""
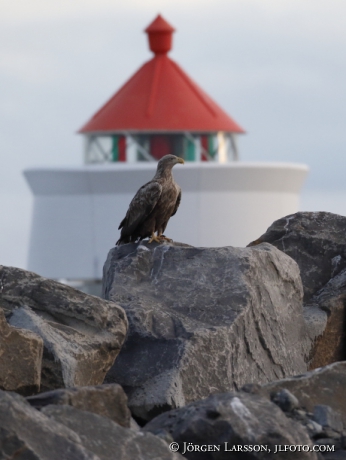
[103,241,307,421]
[42,404,183,460]
[0,308,42,395]
[27,383,131,427]
[0,265,128,392]
[144,392,317,459]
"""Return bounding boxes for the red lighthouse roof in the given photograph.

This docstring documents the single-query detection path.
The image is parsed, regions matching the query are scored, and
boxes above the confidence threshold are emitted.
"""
[79,15,244,134]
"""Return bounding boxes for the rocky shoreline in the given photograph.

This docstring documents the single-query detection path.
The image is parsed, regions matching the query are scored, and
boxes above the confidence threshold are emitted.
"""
[0,211,346,459]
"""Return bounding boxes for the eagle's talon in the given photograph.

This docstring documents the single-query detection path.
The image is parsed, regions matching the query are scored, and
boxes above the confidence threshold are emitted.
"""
[148,233,162,244]
[159,235,173,242]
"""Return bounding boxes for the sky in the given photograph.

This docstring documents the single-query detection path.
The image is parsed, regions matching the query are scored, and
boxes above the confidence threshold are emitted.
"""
[1,0,346,268]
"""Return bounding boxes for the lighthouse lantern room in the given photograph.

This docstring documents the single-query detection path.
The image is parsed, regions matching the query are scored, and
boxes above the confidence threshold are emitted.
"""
[79,15,245,164]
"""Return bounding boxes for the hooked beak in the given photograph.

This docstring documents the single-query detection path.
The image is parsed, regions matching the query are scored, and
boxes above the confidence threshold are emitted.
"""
[177,157,185,164]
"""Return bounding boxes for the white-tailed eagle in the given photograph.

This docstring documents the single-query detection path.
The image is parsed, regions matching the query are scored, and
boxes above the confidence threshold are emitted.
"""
[116,154,184,245]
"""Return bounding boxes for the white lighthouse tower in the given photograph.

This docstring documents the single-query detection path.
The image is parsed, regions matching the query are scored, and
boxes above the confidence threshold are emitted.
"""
[24,15,308,289]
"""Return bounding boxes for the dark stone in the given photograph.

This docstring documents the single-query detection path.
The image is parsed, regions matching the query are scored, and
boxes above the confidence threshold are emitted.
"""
[313,405,343,433]
[0,427,40,460]
[27,383,131,427]
[322,452,346,460]
[0,308,42,396]
[305,420,323,438]
[240,383,262,394]
[144,392,318,459]
[0,265,128,392]
[42,404,183,460]
[0,390,97,460]
[103,241,307,421]
[270,388,300,412]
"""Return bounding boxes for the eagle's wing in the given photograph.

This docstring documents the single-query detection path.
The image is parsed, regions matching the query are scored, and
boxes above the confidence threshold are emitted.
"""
[170,187,182,217]
[118,181,162,234]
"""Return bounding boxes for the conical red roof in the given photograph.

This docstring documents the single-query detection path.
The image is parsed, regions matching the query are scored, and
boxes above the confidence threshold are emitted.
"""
[79,15,244,134]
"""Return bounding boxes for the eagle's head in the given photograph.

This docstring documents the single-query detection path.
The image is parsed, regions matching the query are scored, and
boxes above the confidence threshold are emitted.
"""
[156,155,184,176]
[157,154,184,168]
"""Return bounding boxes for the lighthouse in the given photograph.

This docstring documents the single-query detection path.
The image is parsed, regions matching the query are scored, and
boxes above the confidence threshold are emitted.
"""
[24,15,308,286]
[79,15,244,164]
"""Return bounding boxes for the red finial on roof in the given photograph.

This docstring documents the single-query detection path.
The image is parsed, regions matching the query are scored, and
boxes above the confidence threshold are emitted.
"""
[145,14,175,55]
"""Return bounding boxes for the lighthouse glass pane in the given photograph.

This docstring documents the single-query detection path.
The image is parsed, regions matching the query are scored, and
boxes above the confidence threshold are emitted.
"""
[208,135,217,158]
[185,137,195,161]
[111,136,126,161]
[135,135,150,161]
[147,134,183,160]
[111,136,119,161]
[150,135,171,160]
[201,136,209,161]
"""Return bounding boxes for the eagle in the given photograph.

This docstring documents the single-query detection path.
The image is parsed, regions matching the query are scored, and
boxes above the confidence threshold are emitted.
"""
[116,154,184,245]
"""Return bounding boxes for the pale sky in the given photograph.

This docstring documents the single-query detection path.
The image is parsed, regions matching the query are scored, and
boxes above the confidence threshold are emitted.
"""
[1,0,346,267]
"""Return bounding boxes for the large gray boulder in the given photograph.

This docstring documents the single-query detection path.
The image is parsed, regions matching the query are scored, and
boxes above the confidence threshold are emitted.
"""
[0,390,98,460]
[27,383,131,428]
[0,265,128,392]
[248,212,346,302]
[248,212,346,368]
[0,308,43,395]
[144,392,317,459]
[103,241,307,421]
[42,404,183,460]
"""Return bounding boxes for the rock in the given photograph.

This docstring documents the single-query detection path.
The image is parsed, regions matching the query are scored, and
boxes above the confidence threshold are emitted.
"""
[306,269,346,368]
[313,405,343,433]
[261,361,346,426]
[248,212,346,302]
[144,392,317,459]
[248,212,346,368]
[0,426,41,460]
[0,308,43,396]
[103,241,307,421]
[0,390,98,459]
[305,420,323,438]
[0,265,128,392]
[323,452,346,460]
[27,384,131,427]
[270,388,300,412]
[42,404,183,460]
[240,383,262,394]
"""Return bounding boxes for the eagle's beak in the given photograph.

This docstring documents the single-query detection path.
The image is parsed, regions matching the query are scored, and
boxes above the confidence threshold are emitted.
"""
[177,157,185,164]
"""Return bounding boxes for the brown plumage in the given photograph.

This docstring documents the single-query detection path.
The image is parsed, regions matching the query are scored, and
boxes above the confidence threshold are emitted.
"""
[116,155,184,245]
